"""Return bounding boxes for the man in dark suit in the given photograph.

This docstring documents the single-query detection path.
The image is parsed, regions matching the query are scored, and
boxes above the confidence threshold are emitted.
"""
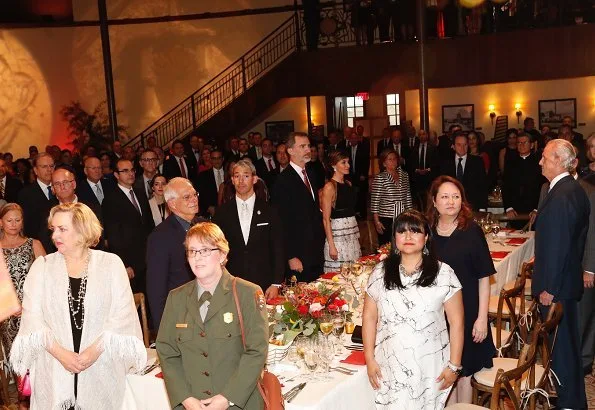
[18,152,55,240]
[378,126,409,169]
[533,139,590,409]
[326,130,346,153]
[501,134,544,228]
[437,124,461,161]
[236,138,251,161]
[254,138,279,190]
[196,149,225,218]
[133,149,160,201]
[185,135,204,176]
[146,177,203,329]
[408,129,438,210]
[347,131,370,219]
[440,132,488,211]
[248,132,263,163]
[0,158,23,202]
[163,140,195,181]
[102,159,154,294]
[225,136,240,163]
[77,156,115,209]
[375,127,392,157]
[271,132,325,283]
[213,159,284,299]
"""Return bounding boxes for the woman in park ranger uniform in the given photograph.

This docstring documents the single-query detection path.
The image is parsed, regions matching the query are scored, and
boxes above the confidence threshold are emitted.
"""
[156,222,268,410]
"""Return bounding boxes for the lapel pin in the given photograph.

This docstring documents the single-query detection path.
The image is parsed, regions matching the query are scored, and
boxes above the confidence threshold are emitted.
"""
[257,210,261,215]
[223,312,234,323]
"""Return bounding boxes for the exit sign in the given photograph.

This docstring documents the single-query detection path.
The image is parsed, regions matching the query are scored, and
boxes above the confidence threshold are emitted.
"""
[356,92,369,101]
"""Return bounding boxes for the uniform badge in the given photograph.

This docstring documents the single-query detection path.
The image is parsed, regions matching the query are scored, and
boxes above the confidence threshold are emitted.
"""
[223,312,234,323]
[255,290,266,310]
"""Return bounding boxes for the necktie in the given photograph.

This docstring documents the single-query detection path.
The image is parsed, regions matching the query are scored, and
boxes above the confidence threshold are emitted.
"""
[95,183,104,204]
[198,291,212,321]
[129,189,142,214]
[420,144,426,169]
[147,181,153,199]
[351,148,356,172]
[456,157,464,180]
[268,158,274,171]
[302,169,312,197]
[48,185,56,201]
[178,157,187,178]
[0,179,4,200]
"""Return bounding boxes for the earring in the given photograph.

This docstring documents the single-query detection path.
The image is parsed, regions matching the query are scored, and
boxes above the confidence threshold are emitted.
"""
[333,167,337,172]
[394,248,401,256]
[423,244,429,255]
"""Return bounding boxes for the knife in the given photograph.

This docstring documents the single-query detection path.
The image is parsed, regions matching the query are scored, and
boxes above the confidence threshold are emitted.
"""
[287,382,307,403]
[283,382,305,400]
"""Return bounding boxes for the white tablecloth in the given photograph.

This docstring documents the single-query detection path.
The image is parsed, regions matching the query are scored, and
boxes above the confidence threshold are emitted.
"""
[122,349,171,410]
[487,231,535,296]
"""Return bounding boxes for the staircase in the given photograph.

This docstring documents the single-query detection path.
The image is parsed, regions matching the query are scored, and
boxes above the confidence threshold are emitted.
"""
[123,13,302,150]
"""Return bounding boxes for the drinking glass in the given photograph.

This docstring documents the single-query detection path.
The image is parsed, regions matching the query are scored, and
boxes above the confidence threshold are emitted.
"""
[304,347,318,375]
[332,313,345,352]
[345,319,355,334]
[319,313,334,341]
[340,262,351,279]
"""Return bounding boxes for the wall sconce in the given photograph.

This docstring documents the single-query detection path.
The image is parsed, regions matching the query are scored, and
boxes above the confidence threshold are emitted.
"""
[489,104,496,125]
[515,103,522,123]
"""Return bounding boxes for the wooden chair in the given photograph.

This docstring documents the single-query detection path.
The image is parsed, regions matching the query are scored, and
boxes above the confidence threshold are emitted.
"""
[0,342,10,405]
[503,261,533,298]
[472,302,563,410]
[446,344,537,410]
[133,293,150,348]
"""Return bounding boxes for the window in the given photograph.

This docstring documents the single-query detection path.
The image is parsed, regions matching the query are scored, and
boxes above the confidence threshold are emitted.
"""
[346,96,365,127]
[386,94,400,126]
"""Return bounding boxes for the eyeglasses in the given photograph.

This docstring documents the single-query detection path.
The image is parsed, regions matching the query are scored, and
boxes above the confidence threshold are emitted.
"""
[181,192,199,202]
[116,168,136,174]
[186,248,219,258]
[52,180,74,188]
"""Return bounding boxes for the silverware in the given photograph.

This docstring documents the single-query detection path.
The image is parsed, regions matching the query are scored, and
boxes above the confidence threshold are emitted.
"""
[283,382,305,401]
[335,366,356,372]
[330,367,355,375]
[287,382,307,403]
[141,362,159,375]
[345,346,363,351]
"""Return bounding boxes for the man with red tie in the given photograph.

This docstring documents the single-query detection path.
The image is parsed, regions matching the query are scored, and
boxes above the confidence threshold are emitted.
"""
[163,140,196,181]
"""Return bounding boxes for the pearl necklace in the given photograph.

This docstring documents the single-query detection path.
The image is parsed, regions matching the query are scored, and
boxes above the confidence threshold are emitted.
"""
[436,220,457,235]
[67,251,90,330]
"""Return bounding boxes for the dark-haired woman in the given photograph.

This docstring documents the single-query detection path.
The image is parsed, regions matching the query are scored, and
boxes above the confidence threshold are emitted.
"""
[427,175,496,404]
[321,151,360,272]
[148,174,170,226]
[363,210,464,409]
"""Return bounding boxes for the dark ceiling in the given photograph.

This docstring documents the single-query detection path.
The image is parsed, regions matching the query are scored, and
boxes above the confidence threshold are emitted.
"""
[0,0,73,23]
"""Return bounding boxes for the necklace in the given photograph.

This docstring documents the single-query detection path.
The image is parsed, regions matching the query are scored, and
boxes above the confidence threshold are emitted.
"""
[436,220,457,235]
[67,251,91,330]
[399,258,423,277]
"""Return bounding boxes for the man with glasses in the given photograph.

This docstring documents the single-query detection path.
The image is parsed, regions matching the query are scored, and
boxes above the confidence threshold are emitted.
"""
[196,149,225,218]
[134,149,160,200]
[18,152,55,239]
[147,177,205,329]
[103,159,154,293]
[502,133,545,228]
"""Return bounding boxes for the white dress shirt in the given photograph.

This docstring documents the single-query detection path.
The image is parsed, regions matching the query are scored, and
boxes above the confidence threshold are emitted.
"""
[289,161,314,199]
[455,154,468,173]
[236,193,256,245]
[263,155,276,171]
[37,179,52,200]
[213,167,225,192]
[548,172,570,192]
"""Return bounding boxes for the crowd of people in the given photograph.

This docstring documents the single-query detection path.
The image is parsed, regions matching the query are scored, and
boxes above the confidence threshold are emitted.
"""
[0,117,593,409]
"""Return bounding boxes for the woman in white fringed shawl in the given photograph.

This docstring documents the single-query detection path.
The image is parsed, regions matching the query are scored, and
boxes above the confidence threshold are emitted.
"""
[10,203,146,409]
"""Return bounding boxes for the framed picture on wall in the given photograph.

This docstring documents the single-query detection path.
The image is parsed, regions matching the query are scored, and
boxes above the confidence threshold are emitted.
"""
[442,104,475,133]
[538,98,577,129]
[265,120,295,143]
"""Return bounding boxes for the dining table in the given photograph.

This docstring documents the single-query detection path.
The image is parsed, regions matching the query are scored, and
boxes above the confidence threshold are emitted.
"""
[486,229,535,295]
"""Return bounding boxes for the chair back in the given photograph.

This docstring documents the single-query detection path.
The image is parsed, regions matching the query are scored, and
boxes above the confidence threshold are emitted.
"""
[534,302,563,395]
[133,293,150,348]
[494,266,527,355]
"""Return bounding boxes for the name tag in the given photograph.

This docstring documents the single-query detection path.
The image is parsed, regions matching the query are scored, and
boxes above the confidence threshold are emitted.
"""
[257,222,269,226]
[175,323,188,328]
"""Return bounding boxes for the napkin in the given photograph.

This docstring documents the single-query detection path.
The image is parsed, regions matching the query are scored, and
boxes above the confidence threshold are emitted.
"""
[266,297,286,305]
[320,272,339,280]
[490,251,510,259]
[155,372,164,379]
[340,350,366,366]
[507,238,527,245]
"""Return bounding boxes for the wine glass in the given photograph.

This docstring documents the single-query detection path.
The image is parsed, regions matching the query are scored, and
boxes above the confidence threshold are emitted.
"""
[319,313,334,341]
[303,345,319,376]
[332,313,345,354]
[351,262,363,277]
[316,337,335,380]
[340,262,351,279]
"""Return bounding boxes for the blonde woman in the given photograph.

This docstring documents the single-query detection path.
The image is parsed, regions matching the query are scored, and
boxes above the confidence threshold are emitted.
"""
[10,203,146,409]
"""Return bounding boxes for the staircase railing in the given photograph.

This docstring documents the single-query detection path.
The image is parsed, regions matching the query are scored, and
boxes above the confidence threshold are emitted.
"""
[124,13,300,150]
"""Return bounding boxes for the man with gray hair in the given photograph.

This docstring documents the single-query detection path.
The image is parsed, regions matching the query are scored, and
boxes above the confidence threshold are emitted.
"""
[146,177,205,329]
[533,138,590,409]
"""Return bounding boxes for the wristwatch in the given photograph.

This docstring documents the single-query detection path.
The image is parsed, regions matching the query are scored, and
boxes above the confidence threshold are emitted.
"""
[446,361,463,375]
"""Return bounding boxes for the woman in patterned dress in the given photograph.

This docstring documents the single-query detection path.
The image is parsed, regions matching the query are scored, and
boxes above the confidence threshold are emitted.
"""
[0,203,45,408]
[321,150,361,272]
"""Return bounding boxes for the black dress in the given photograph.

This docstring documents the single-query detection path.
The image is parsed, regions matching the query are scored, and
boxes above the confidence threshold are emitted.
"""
[433,222,496,376]
[69,277,85,400]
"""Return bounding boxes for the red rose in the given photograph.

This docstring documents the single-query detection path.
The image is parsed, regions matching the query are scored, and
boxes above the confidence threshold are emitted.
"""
[327,304,338,312]
[311,310,322,319]
[297,305,309,315]
[334,299,346,307]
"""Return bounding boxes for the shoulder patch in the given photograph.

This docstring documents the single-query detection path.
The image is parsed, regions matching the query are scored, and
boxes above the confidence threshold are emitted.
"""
[255,289,266,310]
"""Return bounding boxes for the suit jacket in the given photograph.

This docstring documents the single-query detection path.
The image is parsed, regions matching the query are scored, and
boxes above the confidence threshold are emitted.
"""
[307,160,326,191]
[502,153,544,213]
[254,157,279,191]
[185,148,201,177]
[133,174,154,202]
[578,174,595,274]
[347,141,370,186]
[17,181,52,240]
[408,143,438,193]
[271,165,325,282]
[3,176,23,203]
[146,214,195,329]
[248,146,262,163]
[163,155,196,181]
[196,169,220,216]
[156,270,267,410]
[102,185,154,278]
[213,197,285,291]
[440,155,488,210]
[326,140,347,153]
[76,178,115,209]
[532,175,590,300]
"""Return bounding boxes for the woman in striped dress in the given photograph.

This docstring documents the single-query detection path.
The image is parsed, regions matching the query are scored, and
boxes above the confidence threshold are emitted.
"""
[371,148,413,246]
[321,151,361,272]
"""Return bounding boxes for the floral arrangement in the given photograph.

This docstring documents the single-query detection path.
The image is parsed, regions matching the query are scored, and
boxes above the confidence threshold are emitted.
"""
[271,281,352,339]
